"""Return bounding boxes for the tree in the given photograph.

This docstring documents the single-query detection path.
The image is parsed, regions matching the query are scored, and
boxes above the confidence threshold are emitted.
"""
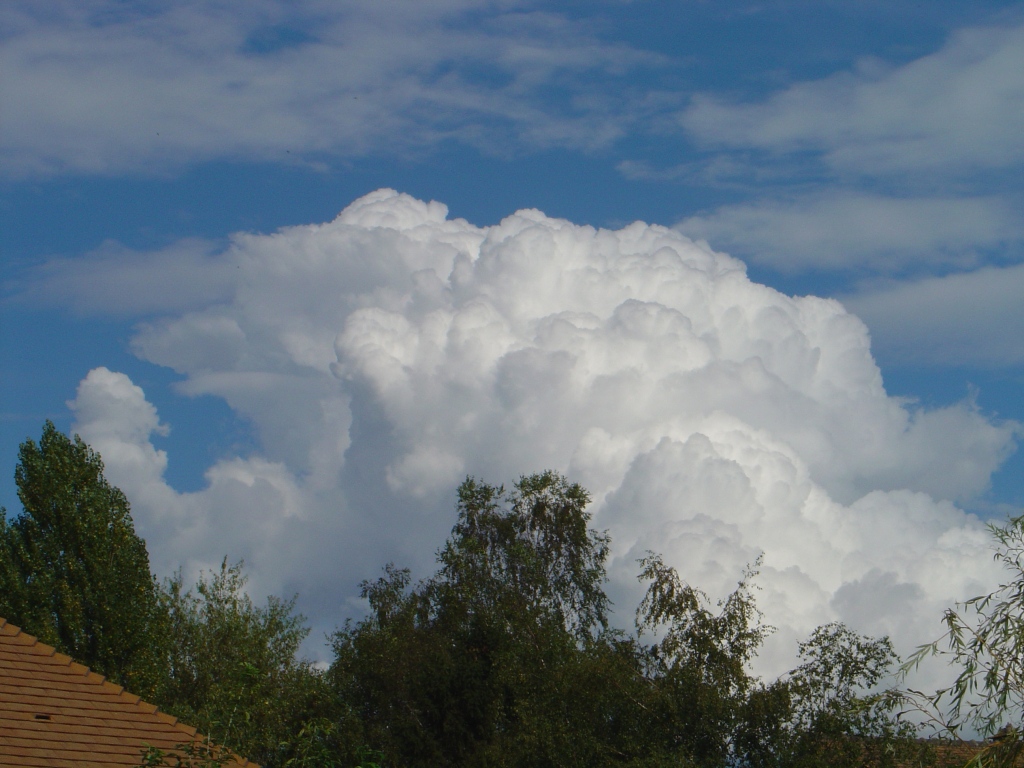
[903,512,1024,768]
[0,421,164,693]
[0,422,335,768]
[155,560,332,768]
[329,471,651,767]
[769,623,914,768]
[635,553,772,766]
[434,471,611,641]
[633,559,914,768]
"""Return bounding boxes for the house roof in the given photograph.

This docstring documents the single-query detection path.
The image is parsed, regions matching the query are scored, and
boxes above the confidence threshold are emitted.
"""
[0,617,257,768]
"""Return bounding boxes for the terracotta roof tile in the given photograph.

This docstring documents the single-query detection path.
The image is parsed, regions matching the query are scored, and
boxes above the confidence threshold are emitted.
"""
[0,617,258,768]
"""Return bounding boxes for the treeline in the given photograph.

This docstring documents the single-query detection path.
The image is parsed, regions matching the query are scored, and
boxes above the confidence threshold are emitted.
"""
[0,422,1002,767]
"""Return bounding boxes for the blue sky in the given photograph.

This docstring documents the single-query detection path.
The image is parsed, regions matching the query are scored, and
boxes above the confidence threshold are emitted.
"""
[2,1,1023,668]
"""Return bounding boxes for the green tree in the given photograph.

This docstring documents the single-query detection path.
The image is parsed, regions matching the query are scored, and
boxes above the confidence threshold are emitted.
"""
[635,553,772,766]
[137,736,232,768]
[0,420,164,694]
[155,560,332,768]
[633,560,914,768]
[329,471,655,767]
[767,623,914,768]
[434,471,611,641]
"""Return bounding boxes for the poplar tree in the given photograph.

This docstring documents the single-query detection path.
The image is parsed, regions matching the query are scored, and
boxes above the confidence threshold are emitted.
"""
[0,421,163,694]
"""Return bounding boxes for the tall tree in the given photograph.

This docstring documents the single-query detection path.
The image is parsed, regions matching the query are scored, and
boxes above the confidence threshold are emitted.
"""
[0,421,163,693]
[329,471,639,767]
[736,622,916,768]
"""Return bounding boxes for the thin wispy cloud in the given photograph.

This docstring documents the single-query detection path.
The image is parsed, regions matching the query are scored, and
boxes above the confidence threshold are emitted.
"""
[0,1,668,177]
[678,193,1024,273]
[845,263,1024,366]
[6,239,235,316]
[680,22,1024,179]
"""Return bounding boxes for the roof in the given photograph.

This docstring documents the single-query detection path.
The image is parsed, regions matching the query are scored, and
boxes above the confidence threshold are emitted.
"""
[0,617,257,768]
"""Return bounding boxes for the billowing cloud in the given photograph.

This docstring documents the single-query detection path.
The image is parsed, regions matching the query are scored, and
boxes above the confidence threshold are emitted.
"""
[0,1,666,177]
[681,22,1024,178]
[67,367,316,594]
[54,190,1017,679]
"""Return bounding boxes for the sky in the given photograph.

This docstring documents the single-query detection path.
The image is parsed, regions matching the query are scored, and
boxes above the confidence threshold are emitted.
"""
[2,0,1023,678]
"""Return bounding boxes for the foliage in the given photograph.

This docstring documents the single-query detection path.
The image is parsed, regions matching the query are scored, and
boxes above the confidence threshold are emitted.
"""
[778,623,916,767]
[0,420,164,694]
[138,737,232,768]
[331,472,900,768]
[789,623,898,724]
[154,560,333,768]
[902,512,1024,768]
[435,471,611,641]
[327,471,918,768]
[734,678,795,768]
[329,471,659,767]
[635,553,772,766]
[281,718,345,768]
[0,424,335,768]
[633,570,911,768]
[351,746,385,768]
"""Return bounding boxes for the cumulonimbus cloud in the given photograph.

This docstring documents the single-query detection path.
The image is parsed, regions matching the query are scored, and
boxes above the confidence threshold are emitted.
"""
[53,189,1017,677]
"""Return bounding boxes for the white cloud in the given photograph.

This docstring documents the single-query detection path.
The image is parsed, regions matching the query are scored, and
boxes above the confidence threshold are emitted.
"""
[9,239,236,316]
[68,367,309,579]
[0,1,666,177]
[52,190,1018,679]
[844,263,1024,366]
[681,22,1024,177]
[677,193,1024,273]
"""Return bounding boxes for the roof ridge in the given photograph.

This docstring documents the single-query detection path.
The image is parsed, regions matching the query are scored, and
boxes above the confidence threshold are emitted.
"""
[0,615,255,766]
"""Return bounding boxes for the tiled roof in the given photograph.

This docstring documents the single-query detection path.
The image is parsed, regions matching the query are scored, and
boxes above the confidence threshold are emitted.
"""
[0,617,257,768]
